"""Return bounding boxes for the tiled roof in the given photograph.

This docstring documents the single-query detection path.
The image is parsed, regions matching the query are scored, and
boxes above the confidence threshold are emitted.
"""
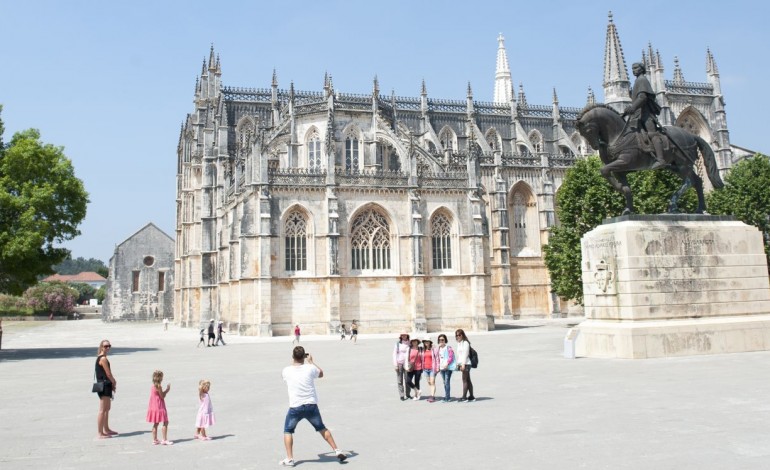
[42,272,107,283]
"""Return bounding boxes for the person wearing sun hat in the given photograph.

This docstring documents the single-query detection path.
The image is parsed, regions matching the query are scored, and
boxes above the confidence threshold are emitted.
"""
[392,331,411,401]
[421,337,440,402]
[215,320,226,346]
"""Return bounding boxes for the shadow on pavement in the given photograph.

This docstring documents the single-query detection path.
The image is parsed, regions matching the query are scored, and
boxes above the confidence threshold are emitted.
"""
[0,347,158,361]
[293,450,358,466]
[113,430,151,438]
[493,324,544,330]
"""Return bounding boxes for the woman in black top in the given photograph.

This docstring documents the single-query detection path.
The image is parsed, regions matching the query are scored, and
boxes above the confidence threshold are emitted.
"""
[96,339,117,438]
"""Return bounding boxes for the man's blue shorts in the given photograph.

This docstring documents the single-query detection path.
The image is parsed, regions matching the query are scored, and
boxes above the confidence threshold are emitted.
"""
[283,404,327,434]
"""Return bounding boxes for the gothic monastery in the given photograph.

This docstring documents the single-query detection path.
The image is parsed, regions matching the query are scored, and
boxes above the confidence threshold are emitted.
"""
[175,13,739,336]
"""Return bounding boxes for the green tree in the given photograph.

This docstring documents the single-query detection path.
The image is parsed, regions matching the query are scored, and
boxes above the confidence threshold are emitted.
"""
[22,281,78,315]
[543,156,697,304]
[70,282,97,304]
[707,154,770,268]
[0,108,89,295]
[53,256,108,277]
[95,285,106,304]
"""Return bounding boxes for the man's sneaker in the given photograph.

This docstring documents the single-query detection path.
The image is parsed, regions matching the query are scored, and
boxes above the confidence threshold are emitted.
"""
[427,397,435,403]
[416,390,421,399]
[458,397,468,402]
[335,449,347,462]
[279,458,295,467]
[468,397,476,402]
[400,396,407,401]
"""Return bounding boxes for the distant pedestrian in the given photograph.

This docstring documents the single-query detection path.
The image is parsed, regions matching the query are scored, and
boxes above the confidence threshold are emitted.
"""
[392,331,411,401]
[194,379,215,441]
[95,339,118,439]
[197,328,206,348]
[146,370,173,445]
[406,338,424,400]
[455,329,475,402]
[293,324,301,345]
[421,337,439,402]
[339,324,347,340]
[163,318,169,331]
[207,319,216,347]
[215,321,227,346]
[349,321,358,343]
[437,334,455,402]
[279,346,346,466]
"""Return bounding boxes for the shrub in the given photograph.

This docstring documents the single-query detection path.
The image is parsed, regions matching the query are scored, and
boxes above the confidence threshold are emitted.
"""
[0,293,33,316]
[23,282,78,315]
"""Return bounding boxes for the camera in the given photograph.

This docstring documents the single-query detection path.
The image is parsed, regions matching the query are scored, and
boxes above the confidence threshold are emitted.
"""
[304,353,309,357]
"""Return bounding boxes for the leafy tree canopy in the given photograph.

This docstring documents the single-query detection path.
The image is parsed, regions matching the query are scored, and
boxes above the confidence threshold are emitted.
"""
[543,156,696,304]
[0,107,89,295]
[707,154,770,268]
[53,256,108,277]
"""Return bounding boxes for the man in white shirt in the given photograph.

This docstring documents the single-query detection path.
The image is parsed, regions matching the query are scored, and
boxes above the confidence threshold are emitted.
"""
[280,346,346,467]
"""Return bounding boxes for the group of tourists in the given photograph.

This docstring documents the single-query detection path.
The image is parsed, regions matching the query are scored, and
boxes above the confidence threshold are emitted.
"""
[392,328,476,403]
[197,319,226,347]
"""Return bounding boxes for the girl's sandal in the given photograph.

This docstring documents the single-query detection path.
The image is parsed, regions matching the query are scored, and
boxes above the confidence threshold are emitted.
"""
[161,440,174,446]
[152,439,160,445]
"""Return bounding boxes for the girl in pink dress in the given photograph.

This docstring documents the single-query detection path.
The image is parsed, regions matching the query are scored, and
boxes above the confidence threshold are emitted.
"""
[146,370,173,445]
[194,379,216,440]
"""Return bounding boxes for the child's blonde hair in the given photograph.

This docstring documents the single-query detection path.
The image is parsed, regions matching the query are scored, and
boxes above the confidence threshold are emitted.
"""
[152,370,164,390]
[198,379,211,396]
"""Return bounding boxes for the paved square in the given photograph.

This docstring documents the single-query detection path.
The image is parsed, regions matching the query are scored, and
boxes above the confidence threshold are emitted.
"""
[1,319,769,469]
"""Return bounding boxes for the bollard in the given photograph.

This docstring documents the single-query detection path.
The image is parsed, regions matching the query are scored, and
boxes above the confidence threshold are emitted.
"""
[564,328,579,359]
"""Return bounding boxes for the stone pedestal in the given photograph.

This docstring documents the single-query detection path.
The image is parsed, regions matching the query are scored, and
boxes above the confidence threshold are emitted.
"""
[576,215,770,358]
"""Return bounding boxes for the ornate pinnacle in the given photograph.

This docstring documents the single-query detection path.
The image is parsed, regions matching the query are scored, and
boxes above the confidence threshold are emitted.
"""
[421,78,427,96]
[552,87,558,104]
[586,86,596,106]
[673,56,684,84]
[208,44,216,71]
[467,82,473,99]
[272,68,278,87]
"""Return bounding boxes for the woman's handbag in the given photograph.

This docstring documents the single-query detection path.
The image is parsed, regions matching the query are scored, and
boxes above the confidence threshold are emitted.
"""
[92,381,105,393]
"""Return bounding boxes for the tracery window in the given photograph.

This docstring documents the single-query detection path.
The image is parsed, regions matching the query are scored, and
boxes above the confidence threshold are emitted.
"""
[486,128,501,152]
[284,211,308,271]
[510,186,539,256]
[351,209,391,270]
[431,213,452,270]
[529,131,542,153]
[345,137,359,172]
[439,127,455,152]
[307,129,322,170]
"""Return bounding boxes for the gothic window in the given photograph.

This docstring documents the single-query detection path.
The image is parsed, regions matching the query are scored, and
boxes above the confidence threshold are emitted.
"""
[132,271,140,292]
[427,141,438,154]
[529,131,542,153]
[158,271,165,292]
[439,127,456,152]
[510,185,539,256]
[351,209,391,270]
[389,152,401,171]
[345,137,359,172]
[284,210,308,271]
[486,128,501,151]
[571,133,584,156]
[307,129,322,170]
[431,213,452,270]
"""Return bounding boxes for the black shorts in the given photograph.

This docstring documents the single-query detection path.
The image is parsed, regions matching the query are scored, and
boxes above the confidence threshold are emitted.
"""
[97,383,113,399]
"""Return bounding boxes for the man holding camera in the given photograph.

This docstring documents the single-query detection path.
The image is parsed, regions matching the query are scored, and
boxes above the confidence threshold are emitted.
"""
[279,346,346,467]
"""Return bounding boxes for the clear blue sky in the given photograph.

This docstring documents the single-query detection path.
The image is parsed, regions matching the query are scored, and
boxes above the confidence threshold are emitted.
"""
[1,0,768,263]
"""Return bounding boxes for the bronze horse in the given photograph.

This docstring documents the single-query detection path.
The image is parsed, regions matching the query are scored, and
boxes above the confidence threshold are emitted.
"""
[575,104,723,215]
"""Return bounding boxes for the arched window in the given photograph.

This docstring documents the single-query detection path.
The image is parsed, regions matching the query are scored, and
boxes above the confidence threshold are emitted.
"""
[486,128,501,152]
[351,209,391,270]
[529,131,542,153]
[307,129,322,170]
[431,212,452,270]
[439,127,455,152]
[285,210,307,271]
[510,185,539,256]
[345,136,359,171]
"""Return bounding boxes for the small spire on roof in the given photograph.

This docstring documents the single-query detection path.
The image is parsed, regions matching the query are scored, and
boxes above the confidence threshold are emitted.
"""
[586,86,596,107]
[421,78,427,96]
[467,82,473,99]
[208,44,216,71]
[673,56,685,84]
[272,68,278,87]
[706,48,719,75]
[552,87,559,104]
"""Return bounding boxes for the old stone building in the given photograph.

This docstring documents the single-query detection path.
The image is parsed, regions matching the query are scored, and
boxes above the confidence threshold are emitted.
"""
[175,13,737,336]
[103,223,175,321]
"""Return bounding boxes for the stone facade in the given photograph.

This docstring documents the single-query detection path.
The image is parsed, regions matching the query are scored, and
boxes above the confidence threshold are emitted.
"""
[175,13,736,336]
[103,223,175,321]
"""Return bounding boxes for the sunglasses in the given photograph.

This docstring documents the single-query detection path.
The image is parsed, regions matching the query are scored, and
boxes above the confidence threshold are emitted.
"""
[104,345,112,349]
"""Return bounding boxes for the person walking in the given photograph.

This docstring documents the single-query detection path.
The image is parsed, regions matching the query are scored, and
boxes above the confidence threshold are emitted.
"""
[455,329,475,402]
[279,346,346,466]
[437,334,455,403]
[392,332,411,401]
[349,321,358,344]
[95,339,118,439]
[194,379,216,441]
[215,321,227,346]
[292,324,301,345]
[207,319,216,347]
[197,328,206,348]
[405,338,424,400]
[146,370,173,445]
[163,317,169,331]
[421,337,439,402]
[339,324,347,341]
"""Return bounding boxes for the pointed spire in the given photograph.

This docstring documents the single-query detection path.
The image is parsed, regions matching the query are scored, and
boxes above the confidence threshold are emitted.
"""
[603,11,629,86]
[272,68,278,87]
[328,74,334,93]
[517,83,528,109]
[373,75,379,96]
[552,88,559,104]
[215,54,221,74]
[194,76,199,95]
[706,48,719,74]
[208,44,216,71]
[467,82,473,99]
[494,33,513,103]
[586,86,596,107]
[289,81,295,100]
[201,57,207,76]
[421,78,427,96]
[324,71,329,89]
[673,56,685,84]
[647,42,656,68]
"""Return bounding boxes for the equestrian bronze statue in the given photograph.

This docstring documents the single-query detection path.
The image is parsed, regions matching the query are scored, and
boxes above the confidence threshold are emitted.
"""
[576,93,723,215]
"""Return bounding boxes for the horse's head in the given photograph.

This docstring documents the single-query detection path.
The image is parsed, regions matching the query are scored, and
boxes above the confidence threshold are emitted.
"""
[576,104,624,150]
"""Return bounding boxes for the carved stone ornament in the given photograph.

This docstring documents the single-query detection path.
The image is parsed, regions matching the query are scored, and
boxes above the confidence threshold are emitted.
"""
[593,259,614,293]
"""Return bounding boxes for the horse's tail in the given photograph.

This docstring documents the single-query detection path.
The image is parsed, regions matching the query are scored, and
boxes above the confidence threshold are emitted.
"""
[696,136,724,189]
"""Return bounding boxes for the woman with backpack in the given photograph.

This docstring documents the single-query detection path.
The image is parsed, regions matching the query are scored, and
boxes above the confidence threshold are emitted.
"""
[454,329,475,402]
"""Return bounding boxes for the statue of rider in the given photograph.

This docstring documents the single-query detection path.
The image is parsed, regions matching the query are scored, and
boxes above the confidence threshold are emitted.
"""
[622,62,668,170]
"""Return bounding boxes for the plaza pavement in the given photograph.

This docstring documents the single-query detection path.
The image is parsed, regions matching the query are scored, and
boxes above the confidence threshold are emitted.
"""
[1,318,770,470]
